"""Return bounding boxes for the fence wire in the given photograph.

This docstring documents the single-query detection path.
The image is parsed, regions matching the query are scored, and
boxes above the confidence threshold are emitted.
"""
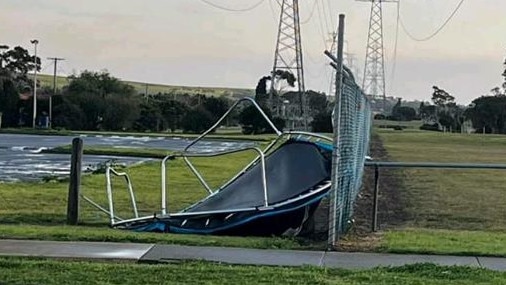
[328,65,372,246]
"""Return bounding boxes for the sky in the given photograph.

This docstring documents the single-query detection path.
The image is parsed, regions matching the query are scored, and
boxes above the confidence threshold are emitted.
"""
[1,0,504,104]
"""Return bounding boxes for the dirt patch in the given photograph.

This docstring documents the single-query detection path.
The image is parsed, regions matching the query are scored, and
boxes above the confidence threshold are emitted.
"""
[303,134,407,248]
[353,133,407,233]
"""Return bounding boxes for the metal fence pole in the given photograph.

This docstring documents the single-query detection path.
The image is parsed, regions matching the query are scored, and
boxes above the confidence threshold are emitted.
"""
[372,164,380,232]
[327,14,346,250]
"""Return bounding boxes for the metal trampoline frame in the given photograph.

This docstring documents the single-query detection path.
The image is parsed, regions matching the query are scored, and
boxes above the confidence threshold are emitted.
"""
[92,97,331,227]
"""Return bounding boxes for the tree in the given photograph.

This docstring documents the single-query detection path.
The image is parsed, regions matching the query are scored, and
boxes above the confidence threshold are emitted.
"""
[465,95,506,134]
[101,95,140,131]
[273,70,296,87]
[54,70,138,130]
[202,96,230,122]
[503,57,506,90]
[419,102,437,124]
[181,106,214,133]
[254,76,271,105]
[307,90,328,116]
[390,98,416,121]
[133,100,163,132]
[426,86,463,131]
[431,86,455,107]
[0,45,40,128]
[311,111,332,133]
[67,70,134,98]
[159,97,189,132]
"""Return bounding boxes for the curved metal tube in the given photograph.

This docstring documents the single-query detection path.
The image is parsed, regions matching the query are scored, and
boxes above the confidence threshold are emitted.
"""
[183,97,281,152]
[216,131,332,193]
[161,146,270,212]
[106,167,139,225]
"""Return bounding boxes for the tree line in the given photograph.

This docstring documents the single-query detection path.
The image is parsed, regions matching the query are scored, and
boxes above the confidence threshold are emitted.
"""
[380,57,506,134]
[6,43,504,135]
[0,45,334,134]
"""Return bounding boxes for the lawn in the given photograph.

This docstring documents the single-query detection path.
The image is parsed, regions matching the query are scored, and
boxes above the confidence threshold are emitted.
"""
[371,128,506,256]
[0,258,505,285]
[0,145,305,249]
[2,127,506,257]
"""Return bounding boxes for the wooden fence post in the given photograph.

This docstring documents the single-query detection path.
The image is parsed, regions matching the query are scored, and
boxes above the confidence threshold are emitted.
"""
[67,137,83,225]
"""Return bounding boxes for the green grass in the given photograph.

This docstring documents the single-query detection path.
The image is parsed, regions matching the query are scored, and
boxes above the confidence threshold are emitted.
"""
[374,127,506,256]
[0,258,505,285]
[382,229,506,257]
[0,225,299,249]
[373,119,423,130]
[0,148,303,249]
[37,73,254,98]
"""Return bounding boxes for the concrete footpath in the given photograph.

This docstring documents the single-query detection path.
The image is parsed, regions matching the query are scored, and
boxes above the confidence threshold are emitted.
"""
[0,239,504,271]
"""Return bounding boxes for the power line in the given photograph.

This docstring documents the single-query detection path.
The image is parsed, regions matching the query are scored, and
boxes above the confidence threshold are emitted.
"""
[301,0,318,24]
[389,1,400,94]
[399,0,466,42]
[316,0,331,37]
[199,0,266,12]
[268,0,280,23]
[325,0,336,29]
[314,0,330,49]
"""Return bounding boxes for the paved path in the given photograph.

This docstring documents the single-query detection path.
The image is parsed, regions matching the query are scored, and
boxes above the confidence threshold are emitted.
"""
[0,239,504,271]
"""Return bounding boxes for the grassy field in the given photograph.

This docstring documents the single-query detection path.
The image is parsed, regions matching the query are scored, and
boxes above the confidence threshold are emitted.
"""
[37,74,254,98]
[371,127,506,256]
[0,145,310,249]
[0,258,505,285]
[2,126,506,257]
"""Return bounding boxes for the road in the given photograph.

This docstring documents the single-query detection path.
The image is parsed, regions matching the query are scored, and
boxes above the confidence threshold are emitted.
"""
[0,133,253,182]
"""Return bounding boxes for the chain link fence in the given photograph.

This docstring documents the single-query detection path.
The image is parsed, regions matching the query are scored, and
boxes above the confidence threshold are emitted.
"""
[328,65,372,247]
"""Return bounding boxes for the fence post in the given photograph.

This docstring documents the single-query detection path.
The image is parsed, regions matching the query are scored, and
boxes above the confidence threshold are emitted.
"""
[372,164,380,232]
[326,14,346,251]
[67,137,83,225]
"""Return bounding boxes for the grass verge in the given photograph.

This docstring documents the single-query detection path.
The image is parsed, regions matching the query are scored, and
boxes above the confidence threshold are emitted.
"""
[0,258,505,285]
[0,225,301,249]
[382,229,506,257]
[368,128,506,256]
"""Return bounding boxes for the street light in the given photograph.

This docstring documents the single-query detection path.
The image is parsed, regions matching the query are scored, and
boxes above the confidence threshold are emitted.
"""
[30,39,39,128]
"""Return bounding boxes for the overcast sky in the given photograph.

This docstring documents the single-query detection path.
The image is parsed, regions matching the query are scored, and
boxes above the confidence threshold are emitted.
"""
[1,0,504,104]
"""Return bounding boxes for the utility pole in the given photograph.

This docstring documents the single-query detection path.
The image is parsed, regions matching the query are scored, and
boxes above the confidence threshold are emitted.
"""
[30,40,39,129]
[356,0,397,113]
[47,57,65,129]
[270,0,306,129]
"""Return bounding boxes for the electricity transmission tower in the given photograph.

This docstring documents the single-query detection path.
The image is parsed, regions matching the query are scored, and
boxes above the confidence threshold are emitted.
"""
[270,0,306,128]
[357,0,396,111]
